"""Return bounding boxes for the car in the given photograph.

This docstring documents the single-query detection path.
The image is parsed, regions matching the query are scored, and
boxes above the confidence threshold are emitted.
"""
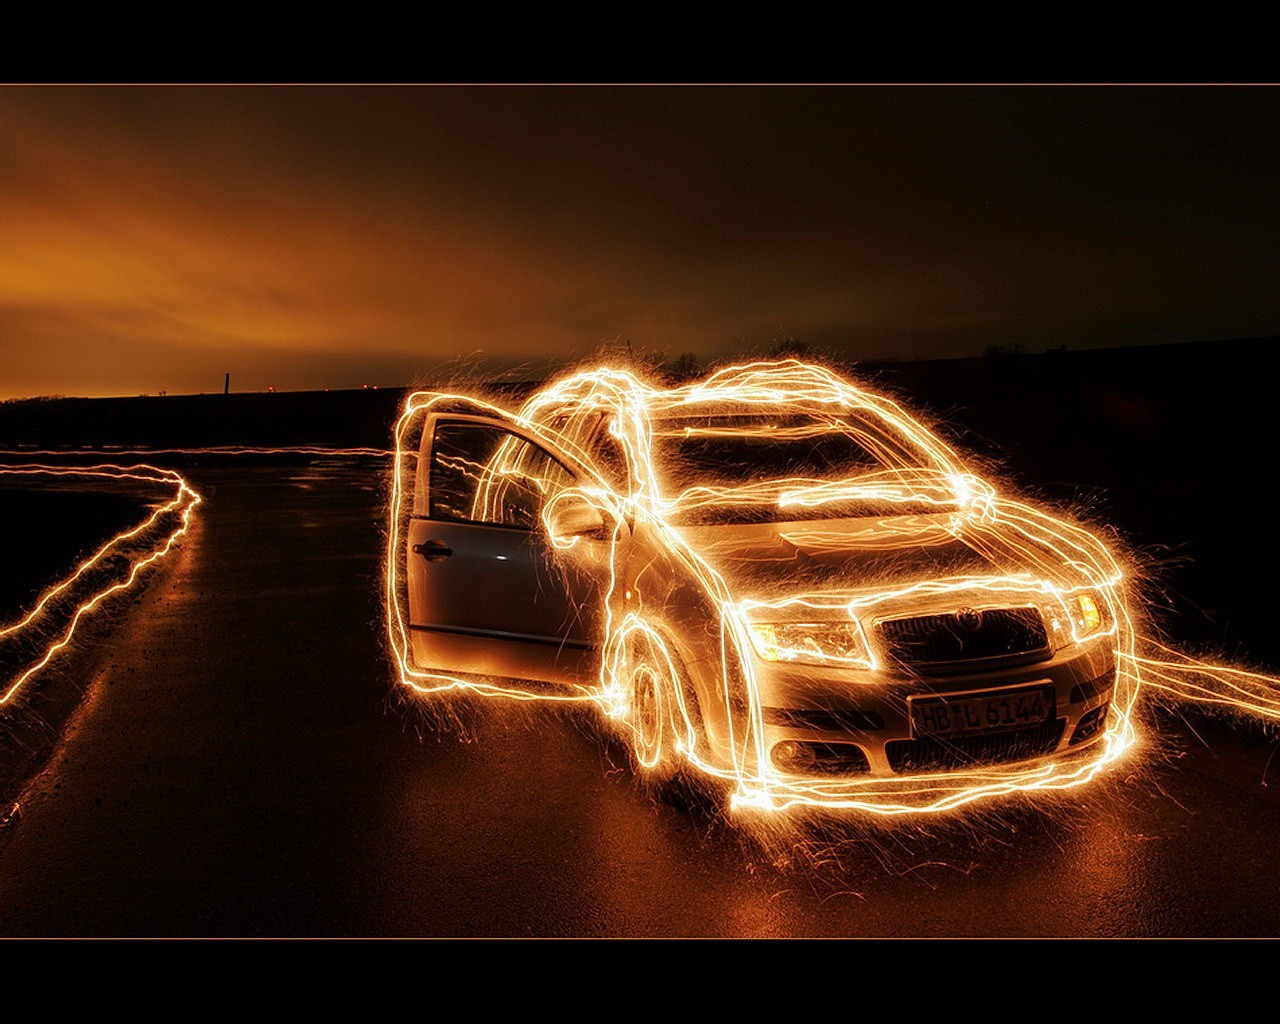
[385,359,1137,813]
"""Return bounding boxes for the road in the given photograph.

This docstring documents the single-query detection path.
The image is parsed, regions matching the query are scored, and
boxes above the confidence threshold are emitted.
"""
[2,461,1279,937]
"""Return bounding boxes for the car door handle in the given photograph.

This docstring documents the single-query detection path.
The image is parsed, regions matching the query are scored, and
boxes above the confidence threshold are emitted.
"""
[412,540,453,562]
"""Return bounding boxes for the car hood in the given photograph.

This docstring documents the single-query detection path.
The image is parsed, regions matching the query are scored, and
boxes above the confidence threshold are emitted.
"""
[671,511,1037,598]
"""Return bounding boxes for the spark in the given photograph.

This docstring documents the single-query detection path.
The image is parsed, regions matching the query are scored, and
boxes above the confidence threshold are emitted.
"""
[384,358,1280,816]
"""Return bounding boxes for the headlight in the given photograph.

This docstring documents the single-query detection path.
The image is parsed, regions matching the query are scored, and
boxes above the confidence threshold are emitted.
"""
[1075,593,1103,635]
[1058,590,1108,642]
[745,621,873,669]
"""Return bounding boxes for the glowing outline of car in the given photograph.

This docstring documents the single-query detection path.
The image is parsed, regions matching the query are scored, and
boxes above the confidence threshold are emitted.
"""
[385,359,1138,814]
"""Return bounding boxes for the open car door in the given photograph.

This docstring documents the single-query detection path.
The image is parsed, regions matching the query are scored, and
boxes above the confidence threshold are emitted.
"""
[405,410,618,689]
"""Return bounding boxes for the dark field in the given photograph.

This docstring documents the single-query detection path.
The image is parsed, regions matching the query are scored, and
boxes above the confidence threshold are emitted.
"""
[0,485,153,623]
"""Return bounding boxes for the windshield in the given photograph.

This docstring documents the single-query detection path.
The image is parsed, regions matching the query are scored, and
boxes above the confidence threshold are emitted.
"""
[652,412,951,524]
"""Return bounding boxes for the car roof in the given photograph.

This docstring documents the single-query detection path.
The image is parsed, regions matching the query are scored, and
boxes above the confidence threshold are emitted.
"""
[528,360,877,419]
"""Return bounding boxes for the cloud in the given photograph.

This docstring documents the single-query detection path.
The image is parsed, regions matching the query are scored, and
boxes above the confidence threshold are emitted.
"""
[0,86,1277,397]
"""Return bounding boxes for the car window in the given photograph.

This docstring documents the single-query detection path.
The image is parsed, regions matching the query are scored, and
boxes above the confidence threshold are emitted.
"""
[653,413,885,490]
[650,412,946,524]
[590,417,631,490]
[430,421,575,530]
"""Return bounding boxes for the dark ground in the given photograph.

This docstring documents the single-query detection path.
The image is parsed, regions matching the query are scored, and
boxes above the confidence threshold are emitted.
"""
[0,484,150,621]
[1,337,1278,936]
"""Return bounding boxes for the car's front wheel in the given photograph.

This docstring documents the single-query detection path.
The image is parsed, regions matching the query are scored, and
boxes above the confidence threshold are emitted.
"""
[628,638,680,783]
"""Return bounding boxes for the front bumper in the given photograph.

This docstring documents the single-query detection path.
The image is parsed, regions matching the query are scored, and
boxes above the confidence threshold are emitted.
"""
[754,636,1116,778]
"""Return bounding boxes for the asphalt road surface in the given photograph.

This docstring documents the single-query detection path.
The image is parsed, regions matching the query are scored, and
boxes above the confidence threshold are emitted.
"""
[2,461,1280,937]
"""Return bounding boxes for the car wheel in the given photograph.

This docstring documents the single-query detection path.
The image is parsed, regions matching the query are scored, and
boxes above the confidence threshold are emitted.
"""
[625,633,682,784]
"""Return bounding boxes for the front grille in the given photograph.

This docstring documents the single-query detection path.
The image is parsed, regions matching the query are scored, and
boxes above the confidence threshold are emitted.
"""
[877,606,1050,673]
[762,707,886,732]
[886,718,1066,773]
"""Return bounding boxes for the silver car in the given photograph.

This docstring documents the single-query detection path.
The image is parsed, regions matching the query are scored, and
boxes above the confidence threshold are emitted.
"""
[390,360,1130,811]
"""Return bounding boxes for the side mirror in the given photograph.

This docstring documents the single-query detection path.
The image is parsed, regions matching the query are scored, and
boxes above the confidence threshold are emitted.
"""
[545,491,610,545]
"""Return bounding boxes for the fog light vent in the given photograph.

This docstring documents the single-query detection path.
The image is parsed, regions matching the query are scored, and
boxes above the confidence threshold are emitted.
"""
[771,740,871,775]
[1070,702,1110,746]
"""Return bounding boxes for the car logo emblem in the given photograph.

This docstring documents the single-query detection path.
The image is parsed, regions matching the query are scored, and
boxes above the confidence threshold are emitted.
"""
[954,608,982,632]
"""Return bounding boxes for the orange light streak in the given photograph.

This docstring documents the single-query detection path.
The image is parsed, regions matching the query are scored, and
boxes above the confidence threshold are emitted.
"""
[0,446,393,458]
[0,445,385,711]
[1124,640,1280,723]
[0,462,200,706]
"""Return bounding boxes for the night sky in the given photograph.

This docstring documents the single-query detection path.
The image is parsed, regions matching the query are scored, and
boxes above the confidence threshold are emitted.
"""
[1,85,1276,399]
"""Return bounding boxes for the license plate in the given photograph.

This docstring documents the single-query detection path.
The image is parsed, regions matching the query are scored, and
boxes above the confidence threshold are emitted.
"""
[910,685,1054,738]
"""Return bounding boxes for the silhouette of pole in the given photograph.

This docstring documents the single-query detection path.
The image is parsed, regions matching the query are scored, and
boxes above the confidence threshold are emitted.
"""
[224,372,230,395]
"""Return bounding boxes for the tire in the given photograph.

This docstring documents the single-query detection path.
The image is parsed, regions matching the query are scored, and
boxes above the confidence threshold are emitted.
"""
[626,633,682,784]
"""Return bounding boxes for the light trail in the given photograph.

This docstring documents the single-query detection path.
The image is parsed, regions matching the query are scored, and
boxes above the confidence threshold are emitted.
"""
[385,358,1280,816]
[0,444,389,711]
[0,462,202,705]
[1125,641,1280,723]
[0,446,393,458]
